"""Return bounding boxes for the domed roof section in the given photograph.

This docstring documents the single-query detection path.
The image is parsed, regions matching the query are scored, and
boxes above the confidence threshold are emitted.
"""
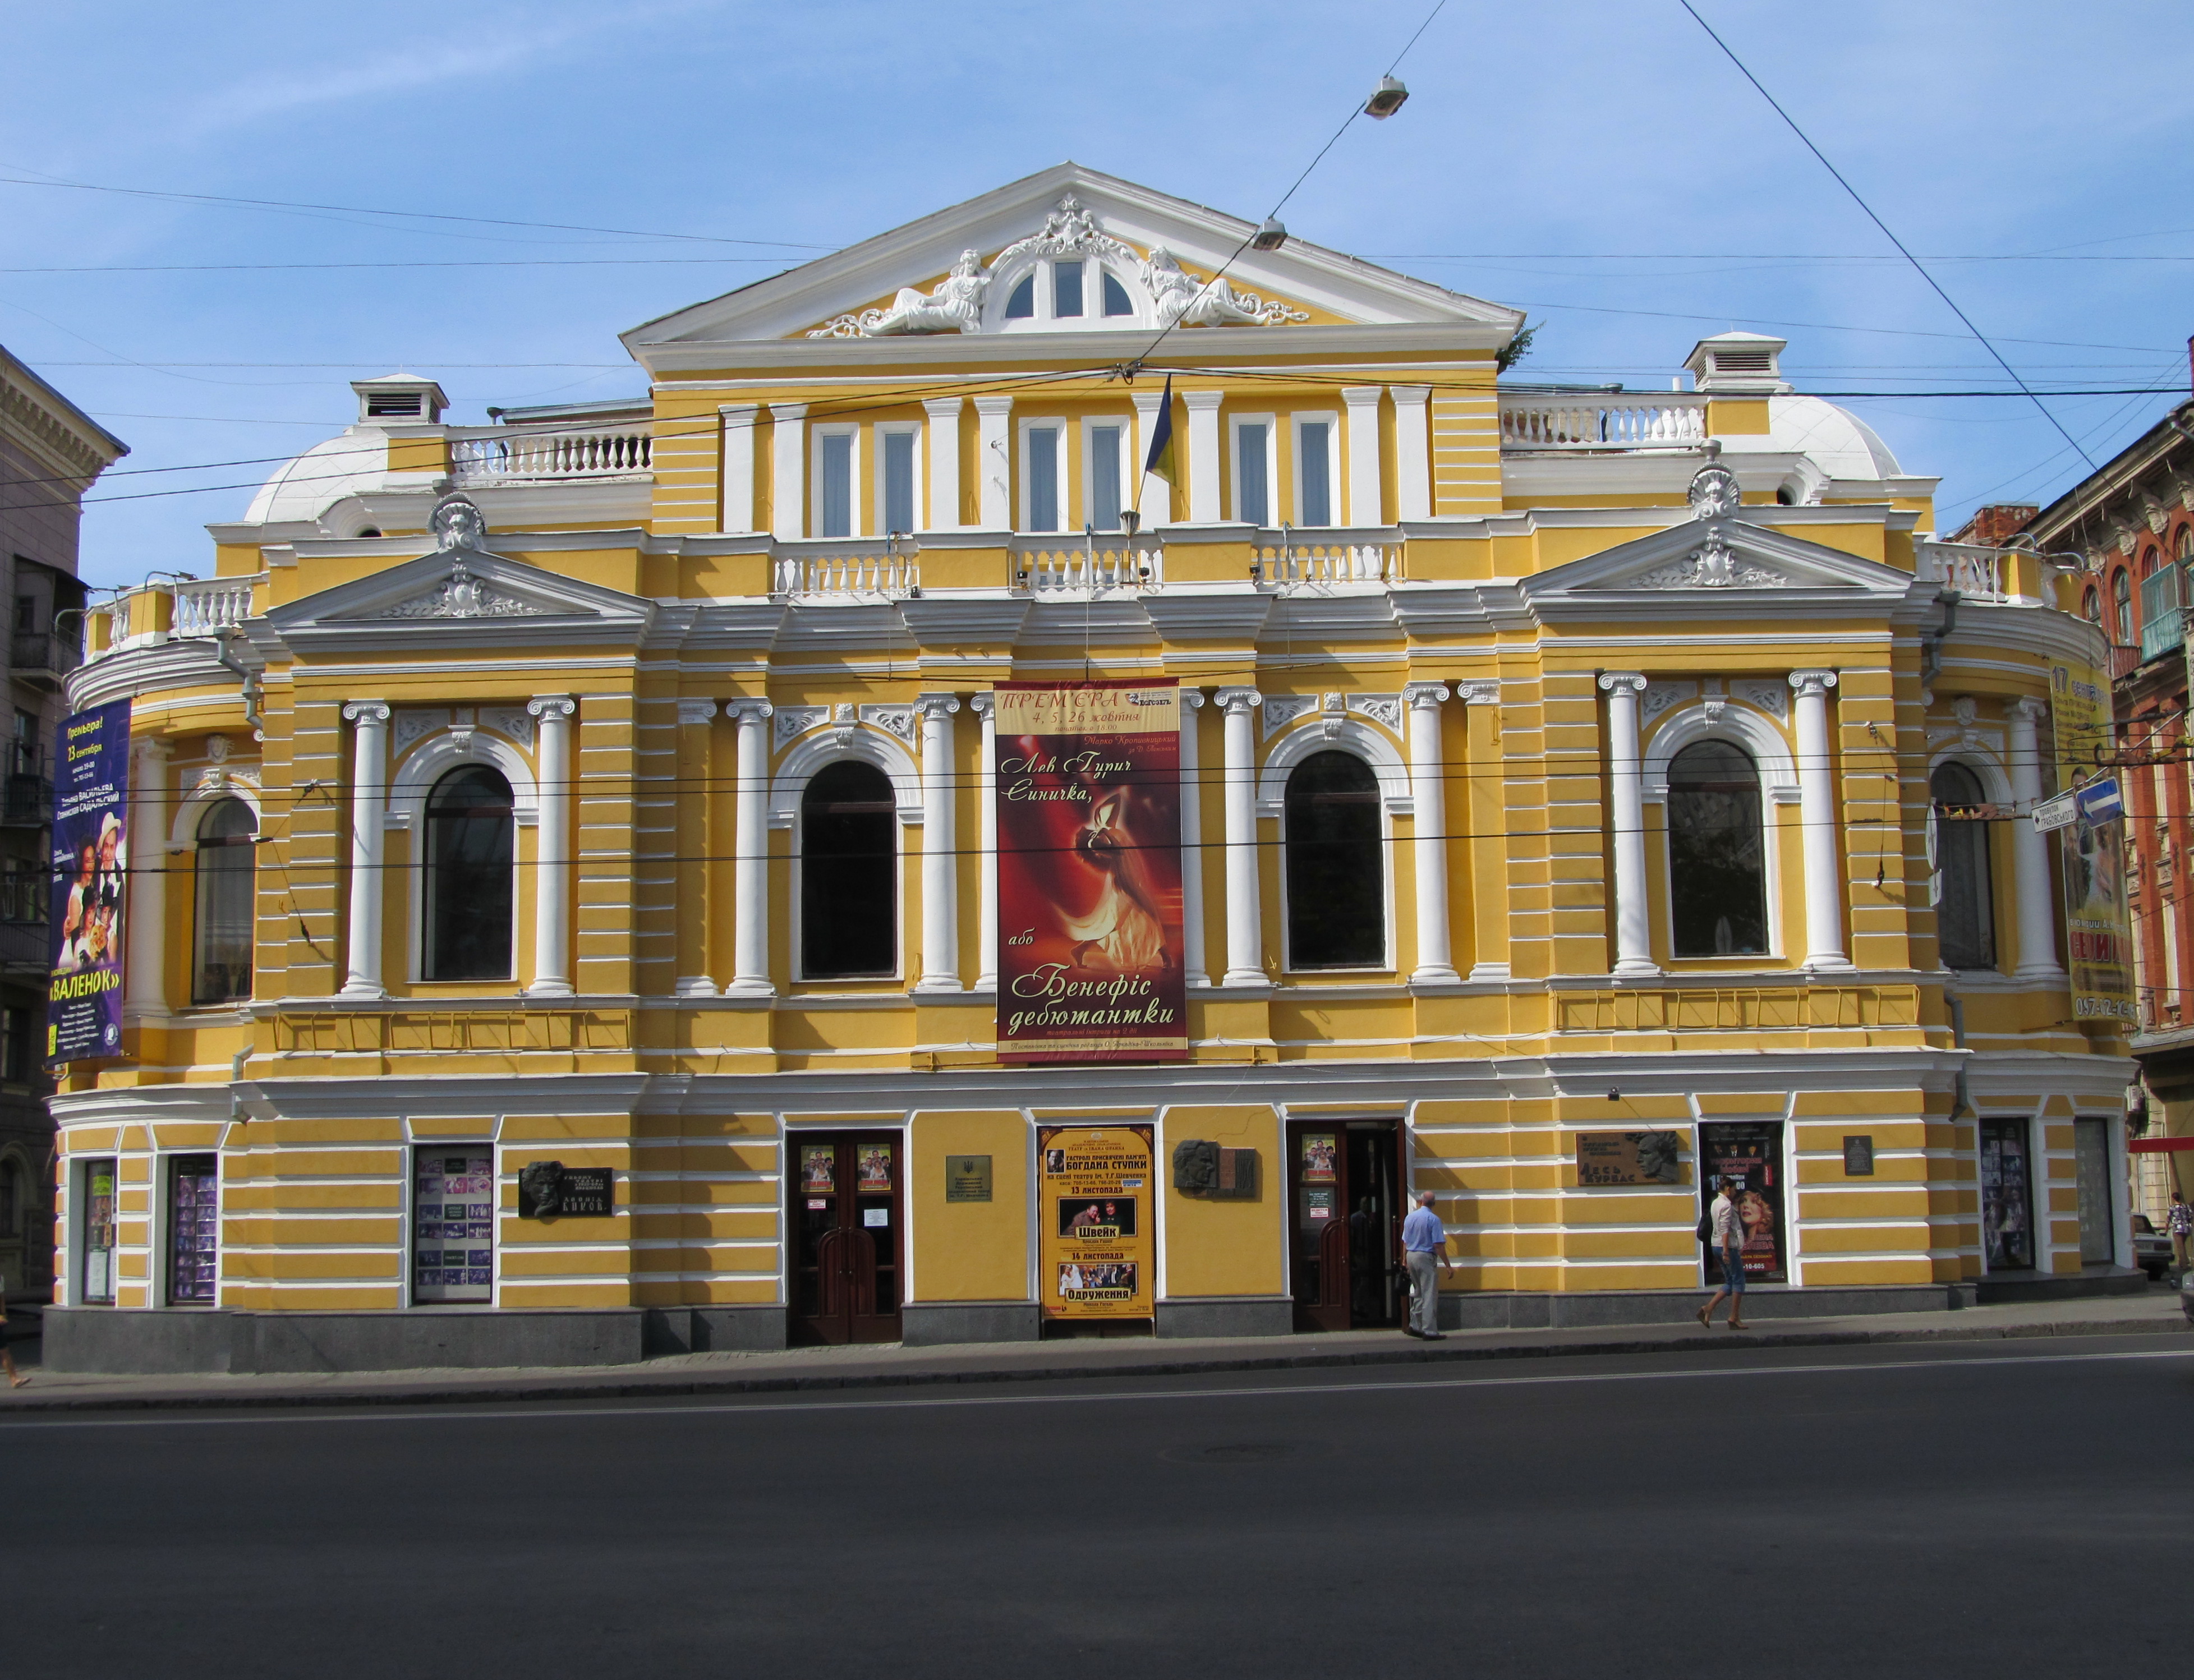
[243,429,388,526]
[1760,395,1903,481]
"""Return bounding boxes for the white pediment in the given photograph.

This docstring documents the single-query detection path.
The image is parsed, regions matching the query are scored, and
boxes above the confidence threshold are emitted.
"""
[622,162,1521,356]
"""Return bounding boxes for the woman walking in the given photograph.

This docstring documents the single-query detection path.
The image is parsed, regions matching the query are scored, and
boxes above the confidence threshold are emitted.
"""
[1697,1175,1749,1331]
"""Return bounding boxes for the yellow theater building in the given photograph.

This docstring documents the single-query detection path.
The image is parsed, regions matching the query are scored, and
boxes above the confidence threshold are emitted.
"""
[44,165,2136,1373]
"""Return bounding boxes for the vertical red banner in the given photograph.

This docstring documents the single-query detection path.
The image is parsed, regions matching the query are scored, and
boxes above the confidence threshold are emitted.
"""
[995,682,1186,1064]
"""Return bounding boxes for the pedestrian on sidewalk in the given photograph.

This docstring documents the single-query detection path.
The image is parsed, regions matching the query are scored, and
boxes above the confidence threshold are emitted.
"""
[1402,1189,1454,1341]
[2170,1189,2191,1278]
[0,1292,27,1389]
[1696,1176,1749,1331]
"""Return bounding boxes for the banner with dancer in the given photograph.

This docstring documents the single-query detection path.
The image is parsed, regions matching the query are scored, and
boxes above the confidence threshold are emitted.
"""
[47,700,132,1064]
[994,682,1185,1065]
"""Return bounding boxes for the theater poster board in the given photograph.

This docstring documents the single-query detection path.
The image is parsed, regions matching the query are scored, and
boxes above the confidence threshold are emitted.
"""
[1038,1125,1153,1321]
[2050,654,2134,1024]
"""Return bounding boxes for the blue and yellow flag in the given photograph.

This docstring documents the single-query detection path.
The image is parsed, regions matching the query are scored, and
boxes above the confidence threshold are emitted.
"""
[1143,374,1178,487]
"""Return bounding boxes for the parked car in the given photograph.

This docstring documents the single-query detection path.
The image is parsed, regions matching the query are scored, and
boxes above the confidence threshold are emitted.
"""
[2131,1213,2173,1282]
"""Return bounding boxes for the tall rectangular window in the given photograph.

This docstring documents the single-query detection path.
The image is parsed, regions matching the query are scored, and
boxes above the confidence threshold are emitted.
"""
[1027,427,1060,532]
[1237,423,1270,527]
[1299,421,1332,526]
[1,1005,30,1084]
[1088,425,1122,531]
[881,430,916,535]
[79,1157,117,1304]
[167,1154,218,1305]
[412,1148,494,1304]
[1054,260,1084,319]
[818,431,854,538]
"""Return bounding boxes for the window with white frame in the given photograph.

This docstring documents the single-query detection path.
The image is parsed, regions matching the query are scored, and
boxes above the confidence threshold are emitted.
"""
[423,765,515,981]
[1020,420,1065,532]
[1284,751,1386,968]
[877,425,919,536]
[1666,740,1768,957]
[992,261,1142,330]
[1084,420,1128,532]
[1293,413,1340,527]
[1230,413,1277,527]
[814,426,859,538]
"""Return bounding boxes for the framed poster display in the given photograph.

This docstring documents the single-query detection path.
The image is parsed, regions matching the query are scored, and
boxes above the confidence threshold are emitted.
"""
[1036,1125,1154,1320]
[1695,1121,1786,1283]
[412,1148,494,1302]
[167,1153,219,1305]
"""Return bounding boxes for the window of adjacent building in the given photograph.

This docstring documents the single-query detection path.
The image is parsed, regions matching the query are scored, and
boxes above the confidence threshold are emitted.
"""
[11,595,32,634]
[2082,585,2101,625]
[1284,751,1386,969]
[79,1156,117,1304]
[0,1156,19,1239]
[193,797,256,1005]
[1086,422,1125,532]
[1102,271,1135,317]
[411,1147,494,1304]
[1232,417,1274,527]
[799,761,898,979]
[1023,424,1063,532]
[878,427,917,536]
[1,1006,29,1085]
[1666,740,1768,958]
[423,766,514,981]
[1930,761,1996,972]
[167,1153,218,1305]
[817,429,856,538]
[2113,568,2133,643]
[1294,415,1338,527]
[1053,259,1084,319]
[12,709,35,777]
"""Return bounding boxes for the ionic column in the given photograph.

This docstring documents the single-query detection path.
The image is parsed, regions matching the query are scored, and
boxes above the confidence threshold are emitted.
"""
[2008,696,2065,978]
[1179,689,1209,986]
[674,700,719,997]
[973,396,1013,530]
[525,697,576,997]
[1599,674,1657,977]
[921,397,963,531]
[913,693,962,993]
[1789,671,1851,972]
[1405,682,1457,982]
[1342,386,1383,526]
[340,701,390,998]
[1457,681,1508,982]
[725,698,775,997]
[1185,390,1225,524]
[1217,687,1266,986]
[769,403,807,540]
[719,404,757,533]
[125,736,170,1019]
[1391,384,1432,521]
[971,692,998,991]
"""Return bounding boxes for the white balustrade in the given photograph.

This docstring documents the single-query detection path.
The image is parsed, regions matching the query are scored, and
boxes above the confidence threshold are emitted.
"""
[174,578,256,636]
[448,426,653,485]
[1014,542,1163,594]
[1497,394,1707,449]
[1916,541,2007,602]
[772,549,921,598]
[1250,539,1397,586]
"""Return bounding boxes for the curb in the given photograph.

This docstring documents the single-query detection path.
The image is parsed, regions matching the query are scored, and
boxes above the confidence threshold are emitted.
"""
[1,1311,2184,1416]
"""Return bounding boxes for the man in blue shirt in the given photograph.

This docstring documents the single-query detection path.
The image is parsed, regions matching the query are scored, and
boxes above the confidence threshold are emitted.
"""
[1401,1189,1454,1340]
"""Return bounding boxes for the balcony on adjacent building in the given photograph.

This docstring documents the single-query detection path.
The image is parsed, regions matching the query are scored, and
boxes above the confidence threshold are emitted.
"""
[0,771,51,828]
[2138,564,2187,665]
[8,630,81,691]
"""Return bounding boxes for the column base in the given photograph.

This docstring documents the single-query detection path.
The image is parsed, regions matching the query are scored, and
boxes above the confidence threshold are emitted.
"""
[1801,956,1857,974]
[2012,963,2068,981]
[1466,962,1511,982]
[1410,963,1461,984]
[523,979,576,999]
[338,979,387,1000]
[909,978,967,996]
[721,977,776,1000]
[1220,968,1272,989]
[1611,959,1662,979]
[672,976,720,998]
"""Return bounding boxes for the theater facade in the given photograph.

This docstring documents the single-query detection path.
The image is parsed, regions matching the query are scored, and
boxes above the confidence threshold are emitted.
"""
[44,164,2135,1373]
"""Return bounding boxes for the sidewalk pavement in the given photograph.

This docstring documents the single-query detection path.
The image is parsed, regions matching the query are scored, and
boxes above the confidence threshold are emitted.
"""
[1,1289,2186,1416]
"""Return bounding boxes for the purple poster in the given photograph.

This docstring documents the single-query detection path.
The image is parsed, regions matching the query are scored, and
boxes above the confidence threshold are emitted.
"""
[47,700,131,1064]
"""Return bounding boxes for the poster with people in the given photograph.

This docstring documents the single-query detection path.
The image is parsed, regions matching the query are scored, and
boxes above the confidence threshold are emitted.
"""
[2049,655,2133,1023]
[1036,1125,1153,1320]
[994,683,1185,1065]
[1698,1121,1786,1282]
[46,700,131,1065]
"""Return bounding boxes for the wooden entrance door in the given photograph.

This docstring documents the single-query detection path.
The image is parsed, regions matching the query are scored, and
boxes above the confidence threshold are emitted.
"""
[789,1132,902,1344]
[1287,1120,1406,1332]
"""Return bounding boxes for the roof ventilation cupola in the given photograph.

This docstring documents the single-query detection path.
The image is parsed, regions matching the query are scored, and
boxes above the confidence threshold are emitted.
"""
[1683,332,1791,395]
[350,373,449,426]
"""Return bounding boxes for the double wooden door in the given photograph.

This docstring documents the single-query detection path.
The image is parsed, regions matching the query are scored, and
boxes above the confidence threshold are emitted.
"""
[1287,1120,1405,1333]
[789,1132,902,1345]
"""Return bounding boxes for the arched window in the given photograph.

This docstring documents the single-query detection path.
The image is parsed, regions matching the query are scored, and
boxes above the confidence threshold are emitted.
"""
[1284,751,1385,968]
[1666,740,1767,958]
[2178,528,2192,564]
[2142,548,2159,579]
[191,797,256,1004]
[2082,585,2101,625]
[0,1156,19,1238]
[424,766,514,981]
[1930,761,1997,970]
[800,761,897,979]
[2113,568,2133,643]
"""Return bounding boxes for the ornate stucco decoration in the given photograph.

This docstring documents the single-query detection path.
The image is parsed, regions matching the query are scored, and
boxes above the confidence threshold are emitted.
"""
[1141,245,1309,329]
[1637,463,1787,589]
[993,195,1144,272]
[378,496,549,620]
[807,248,991,339]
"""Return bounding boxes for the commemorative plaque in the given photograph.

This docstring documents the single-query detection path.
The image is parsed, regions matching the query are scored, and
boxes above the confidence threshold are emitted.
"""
[517,1161,613,1219]
[1842,1135,1875,1177]
[946,1154,993,1203]
[1575,1130,1683,1186]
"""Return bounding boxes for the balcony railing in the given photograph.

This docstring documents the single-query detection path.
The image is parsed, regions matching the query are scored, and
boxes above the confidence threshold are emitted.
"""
[1014,540,1164,595]
[175,578,254,637]
[2139,564,2188,663]
[81,574,265,664]
[1498,392,1708,449]
[1,775,52,827]
[1251,537,1398,586]
[8,630,81,688]
[1915,541,2009,603]
[773,545,920,599]
[449,426,652,485]
[0,919,48,974]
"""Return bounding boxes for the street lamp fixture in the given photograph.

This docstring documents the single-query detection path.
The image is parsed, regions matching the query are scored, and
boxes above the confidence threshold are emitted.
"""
[1364,76,1409,119]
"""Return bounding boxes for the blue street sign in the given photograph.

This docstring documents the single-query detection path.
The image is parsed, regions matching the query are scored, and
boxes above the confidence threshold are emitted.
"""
[2074,777,2123,825]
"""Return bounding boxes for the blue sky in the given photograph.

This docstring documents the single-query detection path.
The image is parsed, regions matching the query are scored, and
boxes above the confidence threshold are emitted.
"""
[6,0,2192,587]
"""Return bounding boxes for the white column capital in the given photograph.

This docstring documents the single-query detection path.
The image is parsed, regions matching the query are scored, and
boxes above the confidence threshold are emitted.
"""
[725,697,774,722]
[972,394,1015,417]
[132,735,172,766]
[1389,384,1431,406]
[767,402,808,422]
[1216,686,1262,716]
[1788,669,1839,697]
[968,691,995,717]
[1342,385,1383,410]
[342,700,391,725]
[1182,389,1226,413]
[1598,672,1648,696]
[1404,681,1451,710]
[921,395,963,421]
[1181,687,1207,711]
[2009,695,2049,723]
[527,695,577,721]
[1455,680,1501,707]
[717,401,758,420]
[914,692,962,722]
[677,699,719,727]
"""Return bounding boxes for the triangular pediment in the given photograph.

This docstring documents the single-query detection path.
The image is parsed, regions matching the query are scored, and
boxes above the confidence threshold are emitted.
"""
[622,163,1521,355]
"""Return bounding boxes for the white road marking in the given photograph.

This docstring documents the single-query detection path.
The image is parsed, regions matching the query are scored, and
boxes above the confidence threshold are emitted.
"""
[1,1342,2187,1430]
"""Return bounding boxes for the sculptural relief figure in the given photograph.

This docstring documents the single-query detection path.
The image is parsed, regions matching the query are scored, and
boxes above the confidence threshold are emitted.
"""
[809,250,990,338]
[429,494,490,554]
[1140,246,1309,329]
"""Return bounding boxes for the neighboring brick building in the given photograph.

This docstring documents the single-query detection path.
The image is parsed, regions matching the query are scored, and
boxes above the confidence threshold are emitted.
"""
[0,344,127,1299]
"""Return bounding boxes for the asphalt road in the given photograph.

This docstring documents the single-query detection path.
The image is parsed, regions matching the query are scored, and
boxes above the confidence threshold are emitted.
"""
[3,1335,2188,1678]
